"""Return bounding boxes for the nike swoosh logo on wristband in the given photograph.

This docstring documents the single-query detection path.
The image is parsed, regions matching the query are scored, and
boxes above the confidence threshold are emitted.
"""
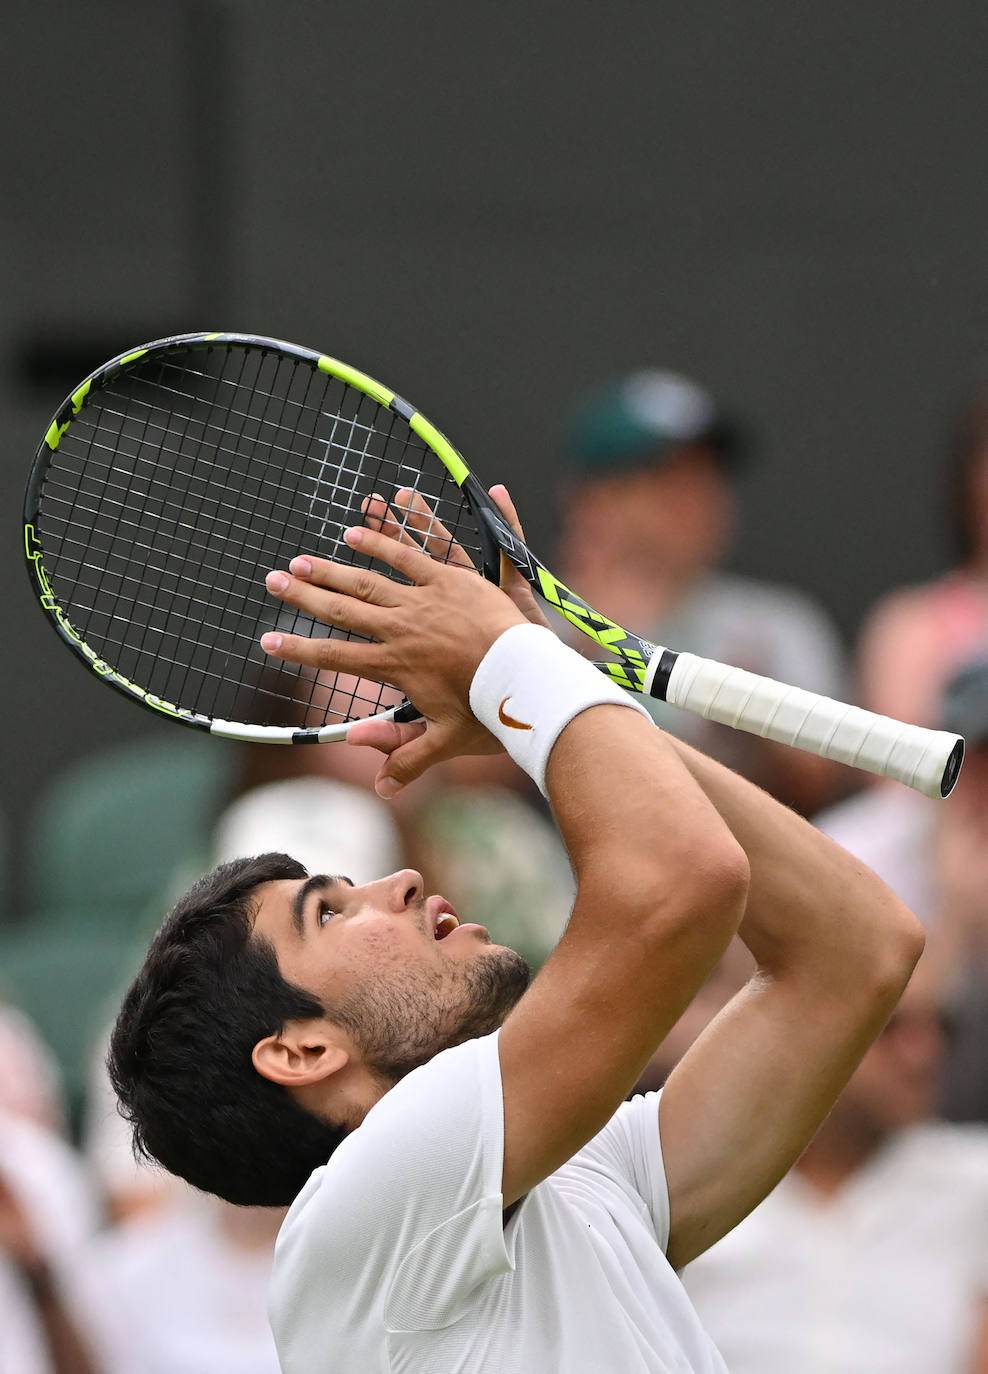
[498,698,533,730]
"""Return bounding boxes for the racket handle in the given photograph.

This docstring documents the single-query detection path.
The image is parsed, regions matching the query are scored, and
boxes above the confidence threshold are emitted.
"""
[646,650,964,799]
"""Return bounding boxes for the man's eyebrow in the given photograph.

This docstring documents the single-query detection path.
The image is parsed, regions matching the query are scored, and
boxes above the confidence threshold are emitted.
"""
[290,874,354,938]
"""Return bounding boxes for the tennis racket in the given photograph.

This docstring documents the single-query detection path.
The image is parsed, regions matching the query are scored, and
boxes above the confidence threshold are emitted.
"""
[24,331,964,799]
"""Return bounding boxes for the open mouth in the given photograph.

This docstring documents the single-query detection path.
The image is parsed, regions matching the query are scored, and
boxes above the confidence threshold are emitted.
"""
[433,901,461,940]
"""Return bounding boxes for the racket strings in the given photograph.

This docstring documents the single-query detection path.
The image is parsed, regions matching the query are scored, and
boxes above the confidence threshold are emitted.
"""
[169,345,259,718]
[50,353,274,720]
[52,360,454,555]
[87,348,244,721]
[109,355,397,458]
[67,377,448,565]
[37,344,482,728]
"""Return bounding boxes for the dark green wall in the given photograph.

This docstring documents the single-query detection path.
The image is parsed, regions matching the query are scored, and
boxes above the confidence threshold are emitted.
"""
[3,0,987,902]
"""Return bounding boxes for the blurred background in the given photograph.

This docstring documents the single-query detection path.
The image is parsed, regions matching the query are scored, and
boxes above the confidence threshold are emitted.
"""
[3,3,988,1371]
[5,0,988,874]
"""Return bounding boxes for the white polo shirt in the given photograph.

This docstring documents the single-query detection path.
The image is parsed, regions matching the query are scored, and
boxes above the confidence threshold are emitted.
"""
[269,1031,727,1373]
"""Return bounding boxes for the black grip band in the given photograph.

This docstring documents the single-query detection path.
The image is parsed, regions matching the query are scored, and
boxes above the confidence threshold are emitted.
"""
[648,649,680,701]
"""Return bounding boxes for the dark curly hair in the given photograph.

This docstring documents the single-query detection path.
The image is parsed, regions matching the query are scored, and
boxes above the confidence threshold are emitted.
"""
[107,852,347,1206]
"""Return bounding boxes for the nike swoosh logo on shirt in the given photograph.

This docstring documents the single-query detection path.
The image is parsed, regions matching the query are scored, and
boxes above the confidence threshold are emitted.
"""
[498,698,533,730]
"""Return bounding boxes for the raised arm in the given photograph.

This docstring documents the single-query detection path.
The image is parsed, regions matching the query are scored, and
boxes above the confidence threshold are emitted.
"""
[496,686,750,1203]
[262,508,922,1244]
[262,521,750,1207]
[656,738,925,1269]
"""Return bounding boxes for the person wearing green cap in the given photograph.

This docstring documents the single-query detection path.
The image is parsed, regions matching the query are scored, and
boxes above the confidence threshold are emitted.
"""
[556,368,847,816]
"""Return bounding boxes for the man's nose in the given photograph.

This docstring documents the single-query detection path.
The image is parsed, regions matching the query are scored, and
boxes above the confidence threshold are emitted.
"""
[378,869,425,913]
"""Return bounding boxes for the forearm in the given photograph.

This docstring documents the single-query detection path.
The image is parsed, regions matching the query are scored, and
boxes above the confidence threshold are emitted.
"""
[468,624,750,953]
[545,702,749,951]
[495,680,750,1203]
[656,735,920,1203]
[657,737,924,1269]
[664,735,924,990]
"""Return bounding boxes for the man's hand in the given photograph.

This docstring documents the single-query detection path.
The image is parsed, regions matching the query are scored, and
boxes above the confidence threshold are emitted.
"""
[346,484,551,790]
[356,484,549,634]
[261,487,533,794]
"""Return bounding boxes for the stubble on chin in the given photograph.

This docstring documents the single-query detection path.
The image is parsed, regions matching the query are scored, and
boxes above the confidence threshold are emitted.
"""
[351,944,532,1087]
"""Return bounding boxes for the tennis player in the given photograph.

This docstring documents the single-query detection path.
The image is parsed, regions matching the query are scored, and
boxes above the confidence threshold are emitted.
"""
[108,495,924,1373]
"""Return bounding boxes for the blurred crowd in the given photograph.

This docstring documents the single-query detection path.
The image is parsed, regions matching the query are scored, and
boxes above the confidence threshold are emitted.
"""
[2,364,988,1372]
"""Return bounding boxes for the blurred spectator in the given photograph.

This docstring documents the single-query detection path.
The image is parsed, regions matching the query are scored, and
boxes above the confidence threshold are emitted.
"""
[0,1107,103,1374]
[88,1009,283,1373]
[83,1033,181,1224]
[0,1248,54,1374]
[212,775,404,883]
[409,783,572,970]
[88,1193,284,1374]
[857,376,988,729]
[0,1000,68,1134]
[556,368,847,814]
[816,656,988,1121]
[680,959,988,1374]
[813,780,936,926]
[0,1175,97,1374]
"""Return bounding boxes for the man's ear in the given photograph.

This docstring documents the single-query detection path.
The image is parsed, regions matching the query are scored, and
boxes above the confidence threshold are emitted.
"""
[251,1018,350,1088]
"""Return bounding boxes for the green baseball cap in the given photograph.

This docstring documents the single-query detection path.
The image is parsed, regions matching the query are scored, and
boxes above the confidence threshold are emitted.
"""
[562,369,746,475]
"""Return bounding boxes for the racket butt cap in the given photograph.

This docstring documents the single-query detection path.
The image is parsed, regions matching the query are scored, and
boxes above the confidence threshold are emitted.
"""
[940,737,965,798]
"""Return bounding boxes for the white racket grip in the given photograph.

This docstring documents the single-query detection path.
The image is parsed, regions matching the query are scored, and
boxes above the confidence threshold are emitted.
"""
[653,651,964,799]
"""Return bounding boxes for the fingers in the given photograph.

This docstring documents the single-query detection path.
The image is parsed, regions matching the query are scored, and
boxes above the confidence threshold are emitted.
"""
[391,488,474,568]
[364,482,528,582]
[343,523,440,581]
[361,493,407,542]
[259,627,388,679]
[269,521,439,589]
[362,488,476,570]
[345,717,434,795]
[267,553,398,601]
[489,482,527,593]
[345,717,424,753]
[371,722,461,797]
[263,570,389,643]
[262,523,439,634]
[484,484,552,628]
[489,483,527,542]
[345,714,449,798]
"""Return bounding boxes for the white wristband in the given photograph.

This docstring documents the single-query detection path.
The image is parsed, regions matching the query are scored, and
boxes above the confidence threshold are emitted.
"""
[468,623,652,795]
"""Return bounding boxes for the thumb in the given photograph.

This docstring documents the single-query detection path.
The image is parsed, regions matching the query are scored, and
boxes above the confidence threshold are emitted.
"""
[346,718,425,754]
[489,484,526,541]
[374,723,457,798]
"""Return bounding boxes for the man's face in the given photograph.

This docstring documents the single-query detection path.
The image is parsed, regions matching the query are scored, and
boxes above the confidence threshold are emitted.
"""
[563,445,734,580]
[251,868,531,1085]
